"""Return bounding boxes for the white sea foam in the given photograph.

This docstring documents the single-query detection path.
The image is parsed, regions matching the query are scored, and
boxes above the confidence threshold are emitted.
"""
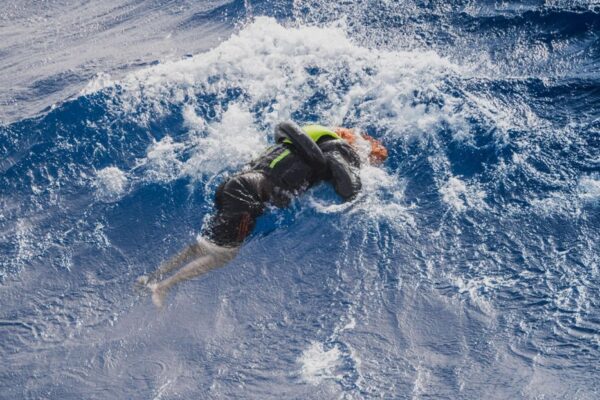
[529,191,580,217]
[80,16,476,234]
[452,275,503,315]
[356,165,414,222]
[527,174,600,216]
[578,174,600,202]
[85,17,466,183]
[140,136,185,183]
[439,176,486,212]
[15,219,36,266]
[298,341,342,385]
[307,162,414,231]
[129,104,266,184]
[82,72,115,95]
[95,167,128,202]
[181,104,266,179]
[440,176,468,211]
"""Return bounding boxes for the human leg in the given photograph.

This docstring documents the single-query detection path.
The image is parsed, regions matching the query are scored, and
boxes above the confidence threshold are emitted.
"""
[137,241,206,286]
[150,242,238,307]
[145,172,267,307]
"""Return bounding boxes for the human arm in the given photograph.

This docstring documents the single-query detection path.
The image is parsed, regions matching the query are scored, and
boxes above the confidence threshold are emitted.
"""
[319,139,362,201]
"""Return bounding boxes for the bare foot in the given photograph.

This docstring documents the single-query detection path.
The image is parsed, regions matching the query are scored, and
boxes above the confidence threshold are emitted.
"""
[149,283,168,308]
[136,275,149,286]
[133,275,149,294]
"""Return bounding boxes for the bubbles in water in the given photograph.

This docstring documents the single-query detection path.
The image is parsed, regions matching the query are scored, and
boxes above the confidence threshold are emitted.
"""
[181,103,267,178]
[91,16,464,144]
[298,341,342,385]
[140,136,185,183]
[94,167,128,202]
[439,176,486,212]
[578,174,600,203]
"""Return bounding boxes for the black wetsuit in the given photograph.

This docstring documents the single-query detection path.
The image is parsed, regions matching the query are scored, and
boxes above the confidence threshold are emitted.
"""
[203,122,362,247]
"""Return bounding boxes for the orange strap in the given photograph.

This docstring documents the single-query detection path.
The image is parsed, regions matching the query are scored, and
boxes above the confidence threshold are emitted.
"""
[236,212,252,241]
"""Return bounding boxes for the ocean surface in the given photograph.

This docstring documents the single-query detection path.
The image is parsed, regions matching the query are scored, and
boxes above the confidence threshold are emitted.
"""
[1,0,599,398]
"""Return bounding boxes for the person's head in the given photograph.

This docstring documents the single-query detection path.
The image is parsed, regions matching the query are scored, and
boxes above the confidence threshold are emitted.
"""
[334,127,388,165]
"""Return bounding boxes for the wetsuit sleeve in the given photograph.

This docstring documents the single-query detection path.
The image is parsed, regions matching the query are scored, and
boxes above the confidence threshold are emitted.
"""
[274,121,327,169]
[319,139,362,201]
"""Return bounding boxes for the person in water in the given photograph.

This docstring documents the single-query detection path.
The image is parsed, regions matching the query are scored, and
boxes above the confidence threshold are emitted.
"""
[139,121,388,307]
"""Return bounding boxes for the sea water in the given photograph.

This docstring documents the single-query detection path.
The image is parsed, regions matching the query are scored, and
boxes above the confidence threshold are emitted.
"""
[1,1,599,398]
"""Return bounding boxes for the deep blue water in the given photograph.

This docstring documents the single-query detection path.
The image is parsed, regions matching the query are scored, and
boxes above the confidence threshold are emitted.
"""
[1,1,599,398]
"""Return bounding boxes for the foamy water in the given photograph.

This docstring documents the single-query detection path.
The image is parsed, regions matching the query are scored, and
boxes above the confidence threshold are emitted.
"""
[1,2,599,399]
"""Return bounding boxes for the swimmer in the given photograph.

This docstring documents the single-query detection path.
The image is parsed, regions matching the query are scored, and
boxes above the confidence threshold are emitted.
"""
[138,121,388,307]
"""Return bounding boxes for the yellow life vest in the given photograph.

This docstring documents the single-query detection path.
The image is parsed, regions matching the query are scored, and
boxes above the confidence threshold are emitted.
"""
[270,125,340,169]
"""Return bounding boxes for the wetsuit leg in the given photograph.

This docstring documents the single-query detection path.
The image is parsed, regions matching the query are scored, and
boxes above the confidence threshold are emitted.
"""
[203,172,270,247]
